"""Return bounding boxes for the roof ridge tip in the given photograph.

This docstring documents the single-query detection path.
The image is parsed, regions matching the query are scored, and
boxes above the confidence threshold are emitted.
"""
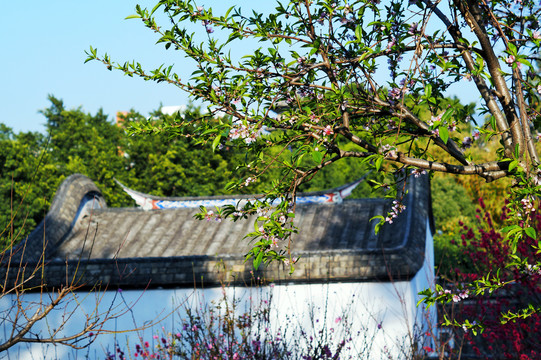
[114,175,370,202]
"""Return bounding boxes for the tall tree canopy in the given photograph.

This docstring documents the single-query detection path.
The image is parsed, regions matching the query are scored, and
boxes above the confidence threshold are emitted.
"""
[0,97,374,246]
[87,0,541,330]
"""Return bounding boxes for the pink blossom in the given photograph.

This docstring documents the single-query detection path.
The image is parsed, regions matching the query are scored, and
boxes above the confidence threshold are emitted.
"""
[283,258,290,266]
[388,87,402,100]
[506,55,516,65]
[411,168,427,178]
[521,197,535,214]
[428,113,443,126]
[533,30,541,40]
[205,210,214,221]
[408,22,418,35]
[323,125,334,135]
[244,177,255,187]
[462,136,473,149]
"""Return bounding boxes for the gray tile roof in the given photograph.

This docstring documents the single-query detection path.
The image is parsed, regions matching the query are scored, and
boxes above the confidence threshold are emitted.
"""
[4,173,434,289]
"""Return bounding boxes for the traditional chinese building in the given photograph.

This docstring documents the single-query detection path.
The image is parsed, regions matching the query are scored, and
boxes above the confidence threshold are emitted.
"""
[3,173,437,359]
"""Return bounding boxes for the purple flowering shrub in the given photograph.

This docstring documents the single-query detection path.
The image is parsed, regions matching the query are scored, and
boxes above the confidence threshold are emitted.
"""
[108,285,382,360]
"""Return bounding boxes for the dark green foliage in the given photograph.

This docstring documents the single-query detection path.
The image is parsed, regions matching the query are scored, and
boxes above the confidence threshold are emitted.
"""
[122,115,238,197]
[0,96,135,246]
[431,175,478,276]
[431,175,477,232]
[1,97,378,248]
[297,156,375,198]
[0,127,56,248]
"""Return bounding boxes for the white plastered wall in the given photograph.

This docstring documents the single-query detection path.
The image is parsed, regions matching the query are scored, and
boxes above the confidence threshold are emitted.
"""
[0,220,436,360]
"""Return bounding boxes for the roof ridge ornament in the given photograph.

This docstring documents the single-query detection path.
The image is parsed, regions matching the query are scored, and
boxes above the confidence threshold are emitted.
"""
[114,176,367,210]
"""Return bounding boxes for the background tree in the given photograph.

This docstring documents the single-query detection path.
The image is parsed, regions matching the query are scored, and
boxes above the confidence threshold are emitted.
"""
[1,96,375,247]
[0,124,57,248]
[0,97,130,245]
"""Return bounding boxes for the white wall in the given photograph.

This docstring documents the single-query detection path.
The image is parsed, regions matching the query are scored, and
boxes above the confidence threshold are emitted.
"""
[0,220,436,360]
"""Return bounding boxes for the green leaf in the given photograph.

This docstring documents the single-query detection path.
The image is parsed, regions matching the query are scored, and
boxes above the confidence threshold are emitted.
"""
[355,25,362,41]
[439,126,449,144]
[507,42,517,55]
[370,215,385,234]
[253,249,264,270]
[125,14,141,20]
[150,3,161,16]
[311,150,323,163]
[211,134,222,152]
[517,57,532,69]
[525,227,536,240]
[441,107,455,124]
[424,83,432,98]
[502,225,520,233]
[375,156,383,171]
[358,50,372,61]
[224,5,235,19]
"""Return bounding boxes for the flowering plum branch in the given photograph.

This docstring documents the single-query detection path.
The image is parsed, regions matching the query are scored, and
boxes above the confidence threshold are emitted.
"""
[88,0,541,321]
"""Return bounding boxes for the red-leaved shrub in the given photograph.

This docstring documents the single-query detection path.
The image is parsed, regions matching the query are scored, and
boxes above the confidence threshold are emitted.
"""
[450,199,541,359]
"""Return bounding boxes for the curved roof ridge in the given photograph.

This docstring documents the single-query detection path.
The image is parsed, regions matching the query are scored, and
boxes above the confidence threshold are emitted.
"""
[115,174,369,210]
[14,174,106,261]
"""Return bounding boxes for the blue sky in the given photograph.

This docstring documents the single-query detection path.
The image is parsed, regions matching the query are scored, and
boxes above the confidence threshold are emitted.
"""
[2,1,187,133]
[2,1,479,134]
[2,1,272,134]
